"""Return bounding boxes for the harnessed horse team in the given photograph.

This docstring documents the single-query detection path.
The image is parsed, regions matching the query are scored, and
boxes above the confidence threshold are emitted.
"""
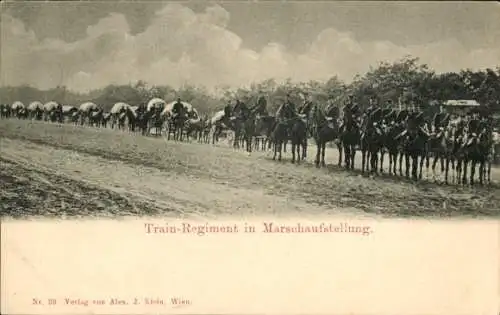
[1,94,497,186]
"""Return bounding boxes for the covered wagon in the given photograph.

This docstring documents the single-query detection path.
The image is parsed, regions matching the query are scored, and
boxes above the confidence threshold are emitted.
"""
[43,101,62,122]
[78,102,101,126]
[11,101,27,119]
[147,98,166,112]
[162,100,199,119]
[110,102,131,129]
[28,101,44,120]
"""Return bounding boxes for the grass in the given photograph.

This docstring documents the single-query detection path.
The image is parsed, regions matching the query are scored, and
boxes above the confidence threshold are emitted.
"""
[1,119,499,218]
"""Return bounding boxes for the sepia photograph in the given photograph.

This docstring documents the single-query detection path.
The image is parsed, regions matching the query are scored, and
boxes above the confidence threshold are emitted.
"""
[1,1,499,314]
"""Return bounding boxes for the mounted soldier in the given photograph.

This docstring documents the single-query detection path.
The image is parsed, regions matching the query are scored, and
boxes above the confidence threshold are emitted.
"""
[324,97,340,119]
[172,97,184,117]
[365,97,378,115]
[432,108,450,133]
[250,94,268,117]
[137,101,147,116]
[233,99,250,120]
[340,94,359,131]
[275,94,297,123]
[223,100,232,119]
[396,110,427,140]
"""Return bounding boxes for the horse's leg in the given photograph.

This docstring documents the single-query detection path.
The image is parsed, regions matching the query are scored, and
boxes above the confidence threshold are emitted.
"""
[369,149,375,174]
[399,151,404,177]
[343,144,349,169]
[321,142,326,167]
[479,160,485,185]
[487,157,492,185]
[296,141,301,164]
[247,135,252,153]
[405,152,410,178]
[315,141,321,167]
[470,160,476,186]
[431,152,440,181]
[411,154,418,180]
[350,145,356,170]
[273,141,277,160]
[388,148,393,174]
[361,148,367,174]
[337,141,343,167]
[419,151,425,180]
[375,148,380,174]
[303,138,307,160]
[479,159,485,185]
[462,158,468,185]
[379,148,385,173]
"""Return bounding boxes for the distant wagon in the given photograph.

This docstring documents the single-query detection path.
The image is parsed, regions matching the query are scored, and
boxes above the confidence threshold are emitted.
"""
[147,98,166,112]
[162,101,199,119]
[441,100,481,116]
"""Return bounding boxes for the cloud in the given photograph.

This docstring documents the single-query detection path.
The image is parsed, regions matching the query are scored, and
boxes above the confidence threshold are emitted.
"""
[2,3,499,93]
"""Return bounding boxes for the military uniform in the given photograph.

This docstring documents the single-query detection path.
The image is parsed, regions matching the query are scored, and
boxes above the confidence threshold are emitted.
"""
[433,112,450,132]
[172,99,184,116]
[224,102,232,118]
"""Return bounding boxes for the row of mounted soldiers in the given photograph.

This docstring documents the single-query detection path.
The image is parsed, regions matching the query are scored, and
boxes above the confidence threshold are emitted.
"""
[213,92,495,185]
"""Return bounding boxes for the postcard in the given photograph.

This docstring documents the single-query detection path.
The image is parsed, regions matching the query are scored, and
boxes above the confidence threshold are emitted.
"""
[1,1,499,314]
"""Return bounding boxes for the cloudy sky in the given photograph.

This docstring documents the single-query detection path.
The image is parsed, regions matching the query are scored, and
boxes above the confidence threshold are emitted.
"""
[1,1,499,92]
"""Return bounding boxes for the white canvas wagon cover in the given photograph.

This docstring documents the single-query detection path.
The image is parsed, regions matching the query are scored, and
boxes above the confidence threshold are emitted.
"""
[28,101,44,111]
[43,101,59,111]
[11,101,25,109]
[79,102,99,112]
[110,102,130,114]
[162,101,198,117]
[62,105,78,114]
[147,98,166,111]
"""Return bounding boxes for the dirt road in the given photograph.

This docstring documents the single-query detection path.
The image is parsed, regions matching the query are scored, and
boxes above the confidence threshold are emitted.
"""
[1,138,366,219]
[1,120,499,219]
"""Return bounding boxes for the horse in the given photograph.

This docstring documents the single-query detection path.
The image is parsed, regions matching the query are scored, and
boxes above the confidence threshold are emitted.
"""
[339,116,361,170]
[360,121,385,174]
[110,102,130,130]
[148,107,164,137]
[253,115,276,151]
[460,121,492,185]
[28,101,44,121]
[310,103,340,167]
[272,115,307,163]
[383,121,406,176]
[101,112,112,128]
[167,103,187,141]
[184,117,205,142]
[400,127,430,181]
[89,109,104,127]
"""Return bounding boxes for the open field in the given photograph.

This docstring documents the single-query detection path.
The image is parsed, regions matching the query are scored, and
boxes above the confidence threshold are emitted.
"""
[1,119,499,219]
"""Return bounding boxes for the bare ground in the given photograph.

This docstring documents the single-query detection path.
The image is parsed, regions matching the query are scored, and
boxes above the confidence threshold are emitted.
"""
[1,119,499,219]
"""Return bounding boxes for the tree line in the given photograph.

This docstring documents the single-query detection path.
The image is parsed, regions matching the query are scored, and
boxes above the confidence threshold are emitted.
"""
[1,56,499,116]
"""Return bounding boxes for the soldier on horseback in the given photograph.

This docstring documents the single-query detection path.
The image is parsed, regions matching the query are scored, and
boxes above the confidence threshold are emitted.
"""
[172,97,184,117]
[365,97,378,115]
[324,97,340,119]
[249,94,268,117]
[234,99,251,120]
[340,94,359,131]
[276,94,297,123]
[396,110,427,140]
[432,108,450,133]
[224,100,232,119]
